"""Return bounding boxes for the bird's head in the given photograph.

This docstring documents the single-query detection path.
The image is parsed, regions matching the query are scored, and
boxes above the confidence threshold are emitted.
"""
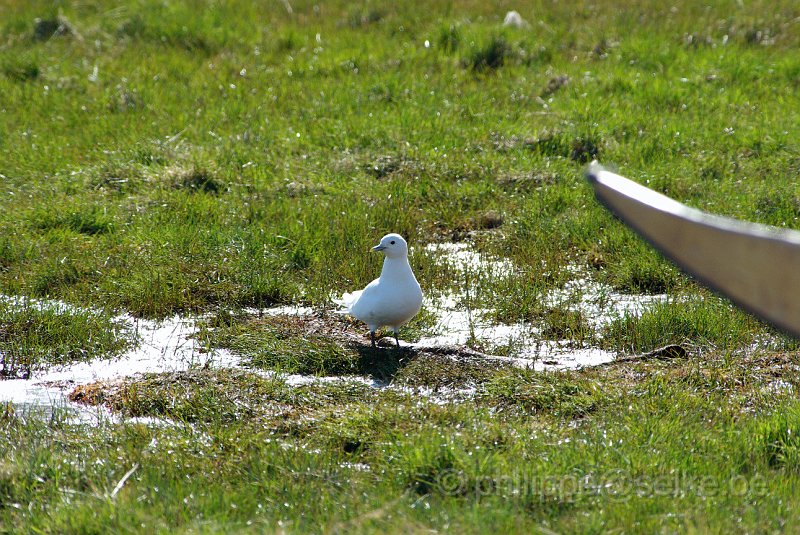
[372,233,408,258]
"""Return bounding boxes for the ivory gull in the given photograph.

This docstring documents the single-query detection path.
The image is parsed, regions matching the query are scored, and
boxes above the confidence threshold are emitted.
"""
[339,233,423,347]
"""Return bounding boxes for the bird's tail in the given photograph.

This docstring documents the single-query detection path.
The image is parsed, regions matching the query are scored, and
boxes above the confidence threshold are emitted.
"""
[332,291,361,313]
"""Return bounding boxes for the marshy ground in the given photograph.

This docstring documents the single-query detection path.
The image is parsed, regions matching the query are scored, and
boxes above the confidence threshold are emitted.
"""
[3,0,800,531]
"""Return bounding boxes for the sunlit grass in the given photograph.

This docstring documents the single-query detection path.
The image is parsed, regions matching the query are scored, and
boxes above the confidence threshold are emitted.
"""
[4,0,800,531]
[3,0,799,323]
[0,299,129,375]
[5,351,800,532]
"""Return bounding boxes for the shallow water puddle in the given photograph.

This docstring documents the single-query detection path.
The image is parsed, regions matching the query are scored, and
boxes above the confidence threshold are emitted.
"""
[543,264,668,329]
[0,299,240,422]
[0,298,380,421]
[423,242,514,278]
[413,299,617,372]
[0,242,667,417]
[280,373,382,388]
[418,242,666,370]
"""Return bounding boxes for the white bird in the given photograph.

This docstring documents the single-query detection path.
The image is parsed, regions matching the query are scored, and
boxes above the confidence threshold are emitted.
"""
[503,10,529,29]
[338,233,423,347]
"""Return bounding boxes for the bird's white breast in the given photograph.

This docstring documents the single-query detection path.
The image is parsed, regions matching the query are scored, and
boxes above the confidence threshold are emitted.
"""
[349,260,422,330]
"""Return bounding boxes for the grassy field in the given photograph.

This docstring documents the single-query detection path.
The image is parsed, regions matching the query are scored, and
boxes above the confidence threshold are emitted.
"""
[3,0,800,531]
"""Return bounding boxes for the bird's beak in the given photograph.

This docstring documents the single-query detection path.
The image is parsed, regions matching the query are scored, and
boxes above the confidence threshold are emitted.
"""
[372,244,386,252]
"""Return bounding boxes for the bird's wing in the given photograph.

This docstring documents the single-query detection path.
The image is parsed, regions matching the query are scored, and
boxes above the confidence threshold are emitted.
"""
[333,277,381,312]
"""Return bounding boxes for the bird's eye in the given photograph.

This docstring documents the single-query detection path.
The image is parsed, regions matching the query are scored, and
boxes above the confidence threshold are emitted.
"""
[390,240,396,245]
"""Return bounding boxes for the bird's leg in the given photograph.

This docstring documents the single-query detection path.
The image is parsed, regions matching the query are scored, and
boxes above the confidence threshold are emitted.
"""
[394,330,400,347]
[370,331,376,348]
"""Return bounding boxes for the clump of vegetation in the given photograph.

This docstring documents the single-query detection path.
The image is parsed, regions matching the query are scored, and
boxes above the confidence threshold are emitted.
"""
[541,308,592,341]
[199,313,369,376]
[477,210,504,230]
[0,301,129,376]
[175,168,223,194]
[540,74,570,98]
[743,27,775,46]
[2,58,39,82]
[32,16,77,41]
[467,35,511,71]
[607,251,681,294]
[481,368,611,418]
[570,135,601,163]
[392,353,507,389]
[364,154,403,179]
[116,14,146,38]
[602,297,762,353]
[437,23,461,53]
[748,403,800,470]
[31,206,116,236]
[347,7,385,28]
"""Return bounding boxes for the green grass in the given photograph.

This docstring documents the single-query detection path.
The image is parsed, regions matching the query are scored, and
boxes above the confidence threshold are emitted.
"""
[0,298,129,376]
[4,0,800,531]
[5,0,800,320]
[6,353,800,532]
[604,295,764,352]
